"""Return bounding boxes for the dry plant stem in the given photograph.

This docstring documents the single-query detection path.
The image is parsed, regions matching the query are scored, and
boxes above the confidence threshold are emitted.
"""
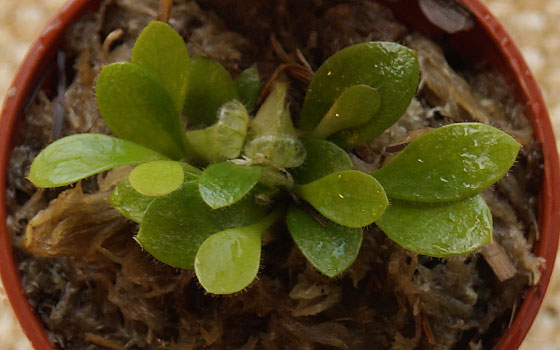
[24,63,53,113]
[296,49,313,72]
[480,240,517,282]
[509,300,518,328]
[85,333,125,350]
[257,63,313,105]
[270,34,291,64]
[85,113,100,132]
[157,0,173,23]
[186,37,220,62]
[421,314,436,345]
[102,28,124,59]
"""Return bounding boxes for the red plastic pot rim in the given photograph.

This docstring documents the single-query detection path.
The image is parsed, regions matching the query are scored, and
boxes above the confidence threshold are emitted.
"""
[0,1,558,349]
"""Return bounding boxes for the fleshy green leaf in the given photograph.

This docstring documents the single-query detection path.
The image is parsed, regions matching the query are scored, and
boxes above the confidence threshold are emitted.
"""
[373,123,521,202]
[28,134,167,188]
[292,139,353,184]
[286,206,362,277]
[110,178,154,223]
[131,21,190,113]
[110,163,200,222]
[184,56,239,128]
[235,66,261,112]
[294,170,388,228]
[376,195,493,257]
[137,182,267,269]
[186,100,249,163]
[199,162,262,209]
[244,81,306,168]
[129,160,184,196]
[300,42,419,147]
[311,85,380,139]
[194,210,280,294]
[180,162,203,179]
[96,62,189,159]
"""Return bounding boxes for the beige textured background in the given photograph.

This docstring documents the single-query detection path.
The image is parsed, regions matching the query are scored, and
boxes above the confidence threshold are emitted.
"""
[0,0,559,349]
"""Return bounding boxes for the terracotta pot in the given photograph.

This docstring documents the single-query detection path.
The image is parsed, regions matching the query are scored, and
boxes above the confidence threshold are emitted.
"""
[1,1,558,349]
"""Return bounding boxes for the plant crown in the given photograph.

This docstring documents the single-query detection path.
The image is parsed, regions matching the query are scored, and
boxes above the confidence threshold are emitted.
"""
[29,21,520,294]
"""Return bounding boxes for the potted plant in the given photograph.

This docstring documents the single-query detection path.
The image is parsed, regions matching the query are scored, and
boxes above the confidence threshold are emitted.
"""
[1,0,558,349]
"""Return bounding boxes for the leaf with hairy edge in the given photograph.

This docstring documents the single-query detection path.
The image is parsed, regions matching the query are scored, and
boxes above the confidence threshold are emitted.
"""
[376,195,493,257]
[300,42,419,147]
[131,21,190,113]
[287,206,362,277]
[137,182,267,269]
[129,160,184,196]
[311,85,380,139]
[110,179,154,223]
[96,62,190,159]
[373,123,521,202]
[195,209,281,294]
[110,163,200,222]
[292,139,353,184]
[235,66,261,113]
[184,56,239,128]
[199,162,262,209]
[186,100,249,163]
[294,170,388,228]
[28,134,167,188]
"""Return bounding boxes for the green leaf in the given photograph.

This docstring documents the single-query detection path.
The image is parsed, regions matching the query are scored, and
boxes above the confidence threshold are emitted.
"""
[110,178,154,223]
[96,62,189,160]
[235,66,261,112]
[292,139,353,184]
[376,195,493,257]
[180,162,203,179]
[311,85,380,139]
[286,206,362,277]
[194,209,280,294]
[294,170,388,228]
[131,21,190,113]
[373,123,521,202]
[300,42,419,147]
[184,56,239,128]
[186,100,249,163]
[111,163,200,222]
[129,160,184,196]
[28,134,167,188]
[199,162,262,209]
[137,181,267,269]
[244,81,306,168]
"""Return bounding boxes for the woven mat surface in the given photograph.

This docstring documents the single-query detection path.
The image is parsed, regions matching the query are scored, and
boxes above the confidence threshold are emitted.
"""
[0,0,559,349]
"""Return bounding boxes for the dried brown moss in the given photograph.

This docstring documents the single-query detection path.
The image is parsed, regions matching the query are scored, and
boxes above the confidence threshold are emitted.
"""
[5,1,543,349]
